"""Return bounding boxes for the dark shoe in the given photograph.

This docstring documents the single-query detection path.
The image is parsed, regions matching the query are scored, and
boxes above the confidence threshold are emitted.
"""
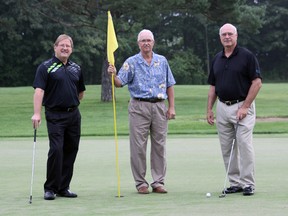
[57,189,78,198]
[222,186,243,194]
[138,186,149,194]
[243,186,254,196]
[44,191,55,200]
[152,186,167,193]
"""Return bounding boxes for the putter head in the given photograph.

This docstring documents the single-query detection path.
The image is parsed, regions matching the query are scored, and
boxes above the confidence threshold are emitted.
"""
[219,193,226,198]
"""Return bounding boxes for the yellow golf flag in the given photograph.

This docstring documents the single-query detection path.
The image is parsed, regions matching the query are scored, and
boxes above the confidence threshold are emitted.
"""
[107,10,122,198]
[107,11,118,66]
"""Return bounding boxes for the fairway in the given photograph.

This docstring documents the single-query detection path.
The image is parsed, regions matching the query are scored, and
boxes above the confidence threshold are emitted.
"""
[0,135,287,216]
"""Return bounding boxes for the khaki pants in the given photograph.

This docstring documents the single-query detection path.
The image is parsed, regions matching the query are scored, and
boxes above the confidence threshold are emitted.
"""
[128,99,168,190]
[216,100,256,189]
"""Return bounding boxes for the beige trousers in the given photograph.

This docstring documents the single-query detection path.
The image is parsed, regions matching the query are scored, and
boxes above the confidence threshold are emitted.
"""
[216,100,256,189]
[128,99,168,190]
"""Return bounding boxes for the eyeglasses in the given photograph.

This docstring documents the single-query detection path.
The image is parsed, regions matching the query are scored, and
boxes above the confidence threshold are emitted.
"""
[220,32,234,37]
[139,39,153,43]
[58,44,72,48]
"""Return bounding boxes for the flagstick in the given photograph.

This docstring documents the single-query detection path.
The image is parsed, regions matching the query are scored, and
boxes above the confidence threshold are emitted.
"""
[112,74,123,198]
[107,10,122,198]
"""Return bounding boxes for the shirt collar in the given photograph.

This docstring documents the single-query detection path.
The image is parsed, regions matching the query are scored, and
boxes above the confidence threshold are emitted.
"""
[221,45,239,58]
[52,55,72,65]
[137,52,156,64]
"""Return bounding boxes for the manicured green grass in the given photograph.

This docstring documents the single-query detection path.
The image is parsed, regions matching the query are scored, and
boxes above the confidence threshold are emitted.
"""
[0,83,287,137]
[0,135,287,215]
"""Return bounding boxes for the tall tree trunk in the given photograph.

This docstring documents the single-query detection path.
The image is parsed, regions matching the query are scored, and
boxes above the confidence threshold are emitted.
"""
[101,59,113,102]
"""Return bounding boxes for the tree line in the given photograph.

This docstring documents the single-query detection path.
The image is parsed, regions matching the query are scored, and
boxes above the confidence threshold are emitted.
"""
[0,0,287,89]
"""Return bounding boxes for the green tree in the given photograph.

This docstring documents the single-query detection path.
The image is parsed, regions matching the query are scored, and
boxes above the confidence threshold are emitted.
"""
[0,0,107,86]
[253,0,288,81]
[1,0,286,89]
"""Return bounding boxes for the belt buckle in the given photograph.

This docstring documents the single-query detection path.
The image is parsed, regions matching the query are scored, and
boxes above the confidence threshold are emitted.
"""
[225,101,232,105]
[67,107,73,112]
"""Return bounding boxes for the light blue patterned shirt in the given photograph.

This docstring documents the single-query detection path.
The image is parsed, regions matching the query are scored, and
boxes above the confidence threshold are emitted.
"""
[117,52,176,99]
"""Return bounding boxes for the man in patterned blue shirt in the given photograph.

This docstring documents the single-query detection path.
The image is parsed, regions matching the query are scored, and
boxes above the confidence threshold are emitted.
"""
[108,29,176,194]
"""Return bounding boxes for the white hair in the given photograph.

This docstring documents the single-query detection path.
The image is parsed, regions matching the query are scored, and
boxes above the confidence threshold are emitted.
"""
[137,29,154,42]
[219,23,238,35]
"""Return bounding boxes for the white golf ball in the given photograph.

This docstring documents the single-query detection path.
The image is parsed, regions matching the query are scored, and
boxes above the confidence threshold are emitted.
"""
[206,192,211,198]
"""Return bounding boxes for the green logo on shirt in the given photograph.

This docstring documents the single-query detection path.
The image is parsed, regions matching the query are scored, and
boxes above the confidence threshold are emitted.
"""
[47,63,62,73]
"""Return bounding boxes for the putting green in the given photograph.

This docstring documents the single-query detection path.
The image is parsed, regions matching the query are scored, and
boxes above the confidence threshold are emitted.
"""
[0,135,287,216]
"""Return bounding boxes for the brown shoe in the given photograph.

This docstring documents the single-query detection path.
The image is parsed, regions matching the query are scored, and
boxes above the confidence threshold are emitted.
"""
[138,186,149,194]
[152,186,167,193]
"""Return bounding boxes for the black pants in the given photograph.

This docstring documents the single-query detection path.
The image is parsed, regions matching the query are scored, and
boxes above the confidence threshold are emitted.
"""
[44,109,81,193]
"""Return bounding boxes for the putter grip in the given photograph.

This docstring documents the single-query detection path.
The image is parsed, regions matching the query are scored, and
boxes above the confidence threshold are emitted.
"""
[34,129,37,142]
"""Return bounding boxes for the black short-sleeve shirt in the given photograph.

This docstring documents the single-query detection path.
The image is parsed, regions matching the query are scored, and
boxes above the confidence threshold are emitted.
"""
[33,56,86,108]
[208,46,262,101]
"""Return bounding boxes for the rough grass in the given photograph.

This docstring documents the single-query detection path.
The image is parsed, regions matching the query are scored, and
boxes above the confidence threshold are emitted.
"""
[0,83,287,137]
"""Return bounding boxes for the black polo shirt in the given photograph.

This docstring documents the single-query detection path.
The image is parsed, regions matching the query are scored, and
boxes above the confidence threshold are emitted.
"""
[33,56,86,109]
[208,46,262,101]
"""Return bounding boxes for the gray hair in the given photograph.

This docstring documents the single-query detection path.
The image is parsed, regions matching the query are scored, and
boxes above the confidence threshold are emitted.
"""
[219,23,238,35]
[137,29,154,42]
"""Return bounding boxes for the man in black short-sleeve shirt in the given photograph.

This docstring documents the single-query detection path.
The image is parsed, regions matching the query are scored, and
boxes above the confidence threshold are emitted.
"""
[208,46,261,102]
[207,23,262,196]
[32,34,86,200]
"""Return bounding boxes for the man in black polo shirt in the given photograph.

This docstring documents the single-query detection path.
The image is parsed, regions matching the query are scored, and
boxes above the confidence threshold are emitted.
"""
[31,34,86,200]
[207,23,262,196]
